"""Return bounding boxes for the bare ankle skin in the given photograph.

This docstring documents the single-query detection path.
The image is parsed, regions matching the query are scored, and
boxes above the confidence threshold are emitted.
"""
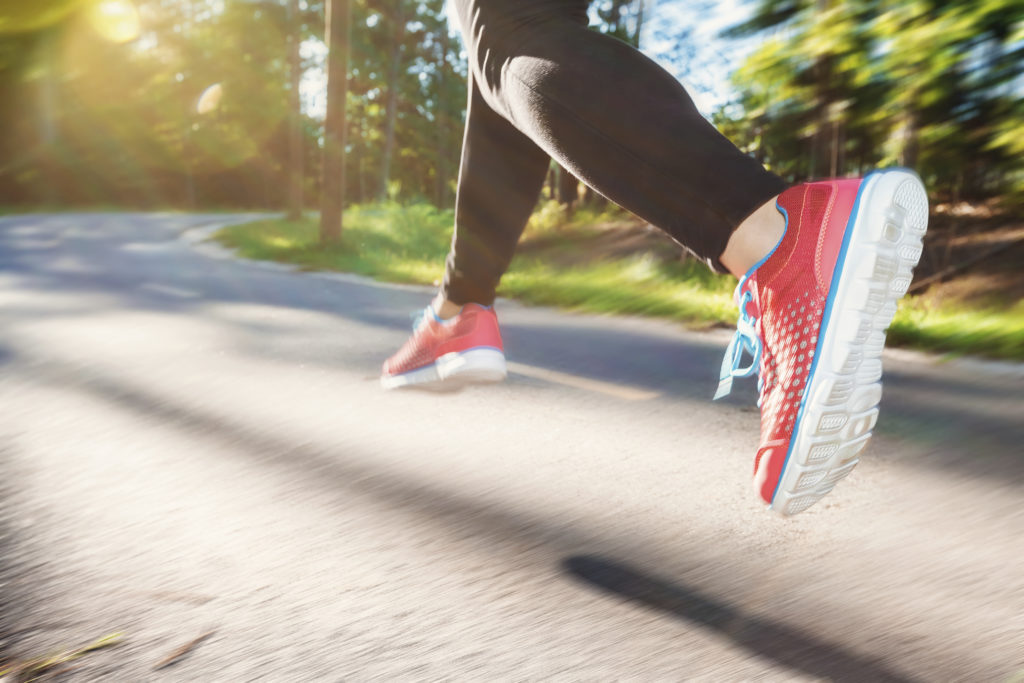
[431,293,463,320]
[719,196,786,279]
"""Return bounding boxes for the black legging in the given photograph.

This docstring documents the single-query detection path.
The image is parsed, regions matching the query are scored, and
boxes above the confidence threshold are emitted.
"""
[441,0,789,306]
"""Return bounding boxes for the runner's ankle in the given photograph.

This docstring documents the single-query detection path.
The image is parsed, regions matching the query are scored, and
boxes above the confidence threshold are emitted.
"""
[431,294,467,320]
[720,196,786,278]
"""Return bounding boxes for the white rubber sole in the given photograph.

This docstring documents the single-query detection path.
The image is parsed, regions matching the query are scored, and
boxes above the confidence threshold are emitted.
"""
[381,348,508,391]
[771,169,929,516]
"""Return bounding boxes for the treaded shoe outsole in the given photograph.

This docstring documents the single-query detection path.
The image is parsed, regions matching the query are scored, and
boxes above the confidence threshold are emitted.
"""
[770,169,929,515]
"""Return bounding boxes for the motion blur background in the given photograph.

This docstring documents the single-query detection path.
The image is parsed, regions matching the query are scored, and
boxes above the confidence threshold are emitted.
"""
[2,3,1023,678]
[0,0,1022,212]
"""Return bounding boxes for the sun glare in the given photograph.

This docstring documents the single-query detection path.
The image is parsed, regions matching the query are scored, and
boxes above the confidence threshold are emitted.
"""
[197,83,223,114]
[87,0,140,43]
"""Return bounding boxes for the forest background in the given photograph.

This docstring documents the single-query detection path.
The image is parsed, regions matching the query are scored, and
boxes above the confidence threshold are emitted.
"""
[2,0,1022,212]
[2,0,1023,358]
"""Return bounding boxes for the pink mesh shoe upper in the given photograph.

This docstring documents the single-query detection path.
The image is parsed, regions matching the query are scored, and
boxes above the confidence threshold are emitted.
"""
[718,179,864,504]
[382,303,503,377]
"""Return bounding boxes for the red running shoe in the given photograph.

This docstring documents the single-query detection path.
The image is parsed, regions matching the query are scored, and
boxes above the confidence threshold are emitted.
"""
[381,303,507,390]
[715,169,929,515]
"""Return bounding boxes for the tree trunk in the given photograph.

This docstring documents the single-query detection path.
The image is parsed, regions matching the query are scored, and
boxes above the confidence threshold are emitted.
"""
[286,0,304,220]
[38,31,59,206]
[355,122,365,202]
[829,117,839,177]
[181,0,197,209]
[631,0,644,47]
[378,1,405,200]
[433,22,450,207]
[556,163,577,213]
[836,117,846,176]
[183,121,196,208]
[582,185,608,209]
[899,109,919,168]
[319,0,350,243]
[812,0,831,179]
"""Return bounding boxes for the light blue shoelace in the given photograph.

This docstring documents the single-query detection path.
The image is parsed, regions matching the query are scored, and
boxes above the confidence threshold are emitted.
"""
[411,304,463,330]
[410,306,434,330]
[714,275,763,401]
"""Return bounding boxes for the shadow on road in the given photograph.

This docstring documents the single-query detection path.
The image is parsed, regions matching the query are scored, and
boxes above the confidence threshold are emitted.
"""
[563,555,916,683]
[3,215,1019,679]
[22,360,945,680]
[3,214,1022,485]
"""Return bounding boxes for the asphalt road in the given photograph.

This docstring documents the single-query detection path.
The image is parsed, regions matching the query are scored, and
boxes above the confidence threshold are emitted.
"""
[1,213,1022,681]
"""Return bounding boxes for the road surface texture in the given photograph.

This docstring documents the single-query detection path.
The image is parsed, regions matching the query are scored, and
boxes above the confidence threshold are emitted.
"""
[1,213,1022,681]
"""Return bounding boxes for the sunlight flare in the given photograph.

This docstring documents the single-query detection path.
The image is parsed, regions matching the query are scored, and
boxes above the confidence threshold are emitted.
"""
[86,0,140,43]
[197,83,223,114]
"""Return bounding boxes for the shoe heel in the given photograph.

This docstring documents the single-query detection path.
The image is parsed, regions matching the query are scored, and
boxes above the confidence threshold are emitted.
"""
[437,348,507,384]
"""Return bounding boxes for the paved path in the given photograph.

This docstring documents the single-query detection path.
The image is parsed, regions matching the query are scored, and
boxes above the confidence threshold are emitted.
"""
[1,213,1022,680]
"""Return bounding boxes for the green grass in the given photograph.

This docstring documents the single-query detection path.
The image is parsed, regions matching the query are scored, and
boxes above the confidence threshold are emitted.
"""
[215,203,456,285]
[499,256,736,326]
[214,202,1024,361]
[889,298,1024,360]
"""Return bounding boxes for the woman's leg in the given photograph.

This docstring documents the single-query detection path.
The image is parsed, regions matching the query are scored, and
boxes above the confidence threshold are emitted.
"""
[399,1,930,520]
[441,0,788,309]
[440,74,551,307]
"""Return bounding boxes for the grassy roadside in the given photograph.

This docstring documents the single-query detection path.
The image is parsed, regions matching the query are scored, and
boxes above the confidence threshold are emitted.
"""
[213,202,1024,361]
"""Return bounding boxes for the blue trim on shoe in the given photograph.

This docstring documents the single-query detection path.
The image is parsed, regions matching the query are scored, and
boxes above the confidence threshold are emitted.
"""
[746,201,789,281]
[413,302,464,329]
[713,202,789,401]
[768,170,880,506]
[429,303,461,323]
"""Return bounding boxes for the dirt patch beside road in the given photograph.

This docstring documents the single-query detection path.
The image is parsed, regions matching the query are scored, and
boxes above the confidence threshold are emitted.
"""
[519,202,1024,309]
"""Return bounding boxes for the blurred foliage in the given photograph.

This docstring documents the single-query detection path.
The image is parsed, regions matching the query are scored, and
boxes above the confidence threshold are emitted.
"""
[1,0,1021,211]
[0,0,466,209]
[715,0,1024,204]
[524,198,626,237]
[0,0,654,211]
[346,0,465,206]
[218,205,1024,358]
[216,204,741,329]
